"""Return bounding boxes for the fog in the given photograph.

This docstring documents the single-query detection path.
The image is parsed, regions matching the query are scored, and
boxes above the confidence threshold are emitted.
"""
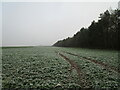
[2,2,118,46]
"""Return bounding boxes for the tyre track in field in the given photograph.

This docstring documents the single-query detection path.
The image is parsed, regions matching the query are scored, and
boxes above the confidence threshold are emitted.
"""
[55,51,91,88]
[63,51,120,73]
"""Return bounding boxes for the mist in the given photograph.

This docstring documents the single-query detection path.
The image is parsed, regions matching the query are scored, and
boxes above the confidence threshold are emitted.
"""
[2,2,118,46]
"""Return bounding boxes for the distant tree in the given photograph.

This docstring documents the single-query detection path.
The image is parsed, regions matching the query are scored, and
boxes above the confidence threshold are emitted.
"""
[53,9,119,50]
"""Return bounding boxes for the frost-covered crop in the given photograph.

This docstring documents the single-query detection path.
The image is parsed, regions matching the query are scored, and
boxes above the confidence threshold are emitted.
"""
[2,46,119,89]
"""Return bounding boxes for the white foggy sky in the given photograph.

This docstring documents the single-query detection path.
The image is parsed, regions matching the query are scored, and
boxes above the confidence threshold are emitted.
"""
[0,2,2,47]
[2,2,118,46]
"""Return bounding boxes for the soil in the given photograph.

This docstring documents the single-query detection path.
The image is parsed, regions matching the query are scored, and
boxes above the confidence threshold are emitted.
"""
[55,51,91,88]
[64,51,120,73]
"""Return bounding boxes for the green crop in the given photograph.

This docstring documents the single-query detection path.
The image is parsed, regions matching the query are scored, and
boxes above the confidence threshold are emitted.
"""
[2,46,120,89]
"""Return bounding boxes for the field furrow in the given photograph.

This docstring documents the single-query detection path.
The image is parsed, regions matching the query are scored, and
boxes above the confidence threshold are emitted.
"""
[56,51,91,88]
[63,51,120,73]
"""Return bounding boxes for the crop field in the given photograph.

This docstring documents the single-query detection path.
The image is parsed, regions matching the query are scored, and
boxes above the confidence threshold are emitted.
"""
[2,46,120,89]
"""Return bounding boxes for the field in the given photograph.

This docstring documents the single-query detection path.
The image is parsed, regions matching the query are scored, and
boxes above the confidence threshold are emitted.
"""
[2,46,120,89]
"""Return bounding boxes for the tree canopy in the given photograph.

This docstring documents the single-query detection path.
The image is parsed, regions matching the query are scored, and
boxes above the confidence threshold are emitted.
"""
[53,9,120,50]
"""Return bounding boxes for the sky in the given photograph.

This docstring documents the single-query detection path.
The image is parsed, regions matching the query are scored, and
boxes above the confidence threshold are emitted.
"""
[0,2,2,47]
[2,2,118,46]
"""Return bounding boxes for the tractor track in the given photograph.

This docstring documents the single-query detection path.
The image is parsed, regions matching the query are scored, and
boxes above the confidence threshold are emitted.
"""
[55,51,91,88]
[63,51,120,74]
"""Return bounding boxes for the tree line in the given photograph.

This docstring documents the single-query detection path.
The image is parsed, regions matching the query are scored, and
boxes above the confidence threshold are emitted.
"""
[53,9,120,50]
